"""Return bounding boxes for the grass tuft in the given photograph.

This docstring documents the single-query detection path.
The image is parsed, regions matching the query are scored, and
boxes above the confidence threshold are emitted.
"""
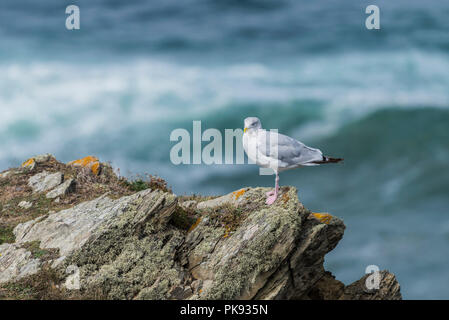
[124,174,171,193]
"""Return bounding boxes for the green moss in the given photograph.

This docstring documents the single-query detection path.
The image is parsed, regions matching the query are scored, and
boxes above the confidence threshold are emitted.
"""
[21,240,59,260]
[126,179,150,192]
[0,225,15,244]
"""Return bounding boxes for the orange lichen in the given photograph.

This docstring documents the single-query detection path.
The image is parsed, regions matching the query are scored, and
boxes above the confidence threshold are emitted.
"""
[68,156,101,175]
[281,192,290,204]
[91,162,100,175]
[22,158,35,168]
[232,189,246,200]
[223,225,231,238]
[68,155,98,167]
[188,217,202,233]
[311,212,333,224]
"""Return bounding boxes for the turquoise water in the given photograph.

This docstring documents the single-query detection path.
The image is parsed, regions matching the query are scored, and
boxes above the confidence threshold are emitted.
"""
[1,0,449,298]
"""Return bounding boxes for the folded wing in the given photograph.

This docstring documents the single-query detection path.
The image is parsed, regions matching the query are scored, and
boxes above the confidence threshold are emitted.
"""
[256,130,324,168]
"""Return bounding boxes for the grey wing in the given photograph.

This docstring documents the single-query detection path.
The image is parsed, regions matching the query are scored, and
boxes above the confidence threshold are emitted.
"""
[259,131,323,167]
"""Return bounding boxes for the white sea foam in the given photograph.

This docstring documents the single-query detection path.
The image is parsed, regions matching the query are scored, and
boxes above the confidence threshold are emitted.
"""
[0,50,448,169]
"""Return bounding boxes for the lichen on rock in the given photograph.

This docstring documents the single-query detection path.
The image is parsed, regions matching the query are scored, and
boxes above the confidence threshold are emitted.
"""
[68,156,101,175]
[0,156,402,300]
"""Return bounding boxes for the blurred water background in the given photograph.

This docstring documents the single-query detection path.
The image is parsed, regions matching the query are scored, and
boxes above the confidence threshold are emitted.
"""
[1,0,449,298]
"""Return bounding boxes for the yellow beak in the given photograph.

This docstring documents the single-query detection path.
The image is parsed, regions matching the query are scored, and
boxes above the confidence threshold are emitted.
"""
[244,127,248,133]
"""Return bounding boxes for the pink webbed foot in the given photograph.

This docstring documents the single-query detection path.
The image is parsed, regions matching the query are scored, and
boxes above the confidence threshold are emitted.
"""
[266,190,275,197]
[266,193,278,205]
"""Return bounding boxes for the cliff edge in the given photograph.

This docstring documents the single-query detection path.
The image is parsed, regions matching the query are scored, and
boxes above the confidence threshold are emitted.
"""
[0,154,401,300]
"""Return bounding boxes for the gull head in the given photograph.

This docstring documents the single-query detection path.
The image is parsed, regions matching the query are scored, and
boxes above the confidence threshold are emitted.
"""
[244,117,262,133]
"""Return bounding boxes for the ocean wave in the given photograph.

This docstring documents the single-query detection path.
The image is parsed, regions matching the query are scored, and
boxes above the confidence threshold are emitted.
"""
[0,51,448,179]
[1,53,449,299]
[1,50,449,126]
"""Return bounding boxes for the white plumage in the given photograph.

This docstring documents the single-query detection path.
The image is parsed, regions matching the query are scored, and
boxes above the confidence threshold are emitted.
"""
[243,117,342,204]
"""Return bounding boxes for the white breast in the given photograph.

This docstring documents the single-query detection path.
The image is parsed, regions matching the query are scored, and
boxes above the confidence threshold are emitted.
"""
[243,130,282,170]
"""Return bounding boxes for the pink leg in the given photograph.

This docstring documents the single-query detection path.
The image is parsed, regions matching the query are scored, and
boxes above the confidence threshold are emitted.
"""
[266,173,279,205]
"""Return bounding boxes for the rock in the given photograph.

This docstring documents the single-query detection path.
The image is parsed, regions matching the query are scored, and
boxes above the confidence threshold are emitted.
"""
[14,190,175,262]
[190,279,203,293]
[46,179,76,199]
[18,201,33,209]
[197,188,250,210]
[0,243,41,283]
[21,154,55,171]
[1,181,402,300]
[33,154,55,164]
[64,265,81,290]
[68,156,101,175]
[28,171,63,193]
[339,270,402,300]
[21,159,36,170]
[66,189,183,300]
[299,271,345,299]
[168,285,193,300]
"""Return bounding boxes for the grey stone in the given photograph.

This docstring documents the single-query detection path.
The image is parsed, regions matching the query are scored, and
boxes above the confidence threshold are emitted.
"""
[14,191,156,259]
[34,154,55,164]
[46,179,76,199]
[339,270,402,300]
[196,188,250,210]
[28,171,63,193]
[18,201,33,209]
[63,265,81,290]
[0,243,41,284]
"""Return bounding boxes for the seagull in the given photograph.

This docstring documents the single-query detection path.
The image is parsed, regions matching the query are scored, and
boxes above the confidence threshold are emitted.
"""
[242,117,343,205]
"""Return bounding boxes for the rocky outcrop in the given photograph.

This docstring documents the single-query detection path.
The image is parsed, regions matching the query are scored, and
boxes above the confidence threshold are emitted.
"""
[0,156,402,300]
[28,171,63,194]
[182,187,342,300]
[339,270,402,300]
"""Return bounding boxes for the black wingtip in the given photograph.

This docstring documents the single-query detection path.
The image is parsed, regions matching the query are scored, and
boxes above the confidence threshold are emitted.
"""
[312,157,344,164]
[326,157,344,163]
